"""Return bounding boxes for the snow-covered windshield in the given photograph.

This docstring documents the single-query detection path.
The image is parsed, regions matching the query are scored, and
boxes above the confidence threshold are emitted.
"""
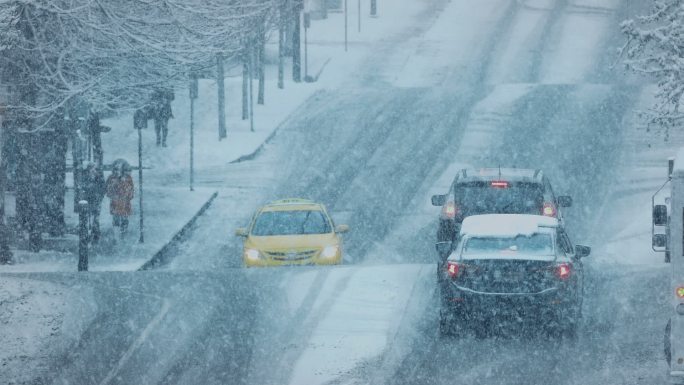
[463,233,554,256]
[251,210,332,236]
[455,182,544,215]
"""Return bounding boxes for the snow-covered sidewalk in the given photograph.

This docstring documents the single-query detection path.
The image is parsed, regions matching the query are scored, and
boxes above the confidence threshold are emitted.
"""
[0,186,217,272]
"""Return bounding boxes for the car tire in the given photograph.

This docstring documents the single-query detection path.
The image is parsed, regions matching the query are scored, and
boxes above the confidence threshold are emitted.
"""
[439,306,465,338]
[437,221,457,243]
[666,319,672,367]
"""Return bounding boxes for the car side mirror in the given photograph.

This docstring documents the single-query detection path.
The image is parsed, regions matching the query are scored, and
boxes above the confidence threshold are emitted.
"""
[335,224,349,234]
[431,194,446,206]
[558,196,572,208]
[235,228,248,237]
[435,241,452,260]
[574,245,591,258]
[653,234,667,248]
[654,205,668,226]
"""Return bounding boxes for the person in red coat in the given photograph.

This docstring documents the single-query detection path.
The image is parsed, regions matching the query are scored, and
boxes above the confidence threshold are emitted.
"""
[106,161,134,238]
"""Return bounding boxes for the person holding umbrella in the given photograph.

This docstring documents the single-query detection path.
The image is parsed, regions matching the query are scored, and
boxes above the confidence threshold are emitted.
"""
[106,159,134,239]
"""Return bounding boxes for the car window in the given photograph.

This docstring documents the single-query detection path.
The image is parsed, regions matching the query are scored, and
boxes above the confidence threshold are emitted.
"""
[251,210,332,236]
[463,233,554,256]
[454,181,544,215]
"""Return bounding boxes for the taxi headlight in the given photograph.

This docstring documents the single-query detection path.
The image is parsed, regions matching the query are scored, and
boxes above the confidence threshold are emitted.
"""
[244,248,261,261]
[321,245,339,259]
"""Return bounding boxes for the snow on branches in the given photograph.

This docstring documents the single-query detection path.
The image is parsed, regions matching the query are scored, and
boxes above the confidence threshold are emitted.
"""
[621,0,684,138]
[0,0,279,122]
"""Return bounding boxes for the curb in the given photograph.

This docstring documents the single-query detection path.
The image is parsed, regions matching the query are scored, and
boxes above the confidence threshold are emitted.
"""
[139,191,219,270]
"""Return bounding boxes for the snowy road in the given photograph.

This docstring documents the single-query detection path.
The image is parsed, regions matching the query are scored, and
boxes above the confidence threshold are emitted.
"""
[9,0,674,384]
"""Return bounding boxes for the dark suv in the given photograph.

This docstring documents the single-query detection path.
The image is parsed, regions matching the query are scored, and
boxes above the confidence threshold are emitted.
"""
[431,168,572,248]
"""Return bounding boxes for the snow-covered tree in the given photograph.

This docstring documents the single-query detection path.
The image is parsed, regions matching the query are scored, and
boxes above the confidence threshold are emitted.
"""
[0,0,276,120]
[0,0,278,249]
[622,0,684,139]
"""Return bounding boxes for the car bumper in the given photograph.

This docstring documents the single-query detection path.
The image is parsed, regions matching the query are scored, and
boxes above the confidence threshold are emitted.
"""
[243,256,342,267]
[443,282,574,317]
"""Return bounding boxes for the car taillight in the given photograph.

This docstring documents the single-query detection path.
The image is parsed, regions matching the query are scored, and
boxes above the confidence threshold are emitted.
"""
[491,180,509,188]
[542,202,557,217]
[442,201,458,219]
[447,261,461,279]
[554,263,571,280]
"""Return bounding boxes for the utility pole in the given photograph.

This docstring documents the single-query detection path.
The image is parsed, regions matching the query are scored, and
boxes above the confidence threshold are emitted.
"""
[249,46,255,132]
[189,76,198,191]
[278,25,285,89]
[292,2,302,82]
[242,52,249,120]
[304,12,310,81]
[278,1,286,89]
[217,53,227,140]
[133,108,146,243]
[358,0,361,32]
[0,121,11,265]
[137,124,144,243]
[344,0,348,52]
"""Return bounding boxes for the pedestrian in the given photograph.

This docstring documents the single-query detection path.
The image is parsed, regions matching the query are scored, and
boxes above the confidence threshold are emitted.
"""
[105,161,134,238]
[82,162,106,242]
[152,91,174,147]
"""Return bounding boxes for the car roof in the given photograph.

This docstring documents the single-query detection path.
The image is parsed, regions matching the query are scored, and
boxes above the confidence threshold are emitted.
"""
[460,214,558,238]
[261,198,324,212]
[456,168,542,183]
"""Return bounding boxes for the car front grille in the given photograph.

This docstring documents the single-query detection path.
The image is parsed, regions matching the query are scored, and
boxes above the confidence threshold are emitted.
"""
[264,249,318,261]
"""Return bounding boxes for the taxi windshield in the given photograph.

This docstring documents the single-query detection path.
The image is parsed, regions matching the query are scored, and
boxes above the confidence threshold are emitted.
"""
[251,210,332,236]
[463,233,554,256]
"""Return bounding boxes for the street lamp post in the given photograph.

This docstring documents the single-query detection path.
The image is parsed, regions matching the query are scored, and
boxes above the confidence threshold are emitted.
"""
[132,108,146,244]
[344,0,348,52]
[137,125,144,243]
[249,46,255,132]
[189,76,198,191]
[304,12,310,81]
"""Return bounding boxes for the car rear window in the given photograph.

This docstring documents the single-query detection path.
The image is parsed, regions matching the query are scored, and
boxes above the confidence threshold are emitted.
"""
[454,181,544,216]
[463,233,554,256]
[251,210,332,236]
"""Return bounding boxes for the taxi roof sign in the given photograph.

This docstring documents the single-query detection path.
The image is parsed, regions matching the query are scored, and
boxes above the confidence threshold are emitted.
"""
[269,198,315,205]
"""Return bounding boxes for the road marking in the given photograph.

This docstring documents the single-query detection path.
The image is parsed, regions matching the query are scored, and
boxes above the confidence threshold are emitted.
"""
[99,299,171,385]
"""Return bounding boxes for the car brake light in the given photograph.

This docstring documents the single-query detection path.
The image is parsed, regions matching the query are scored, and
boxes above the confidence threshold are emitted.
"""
[447,261,460,279]
[676,287,684,299]
[442,201,458,219]
[542,202,557,217]
[555,263,571,280]
[491,180,509,188]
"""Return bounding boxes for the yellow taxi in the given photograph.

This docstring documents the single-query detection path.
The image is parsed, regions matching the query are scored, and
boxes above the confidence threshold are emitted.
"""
[235,199,349,267]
